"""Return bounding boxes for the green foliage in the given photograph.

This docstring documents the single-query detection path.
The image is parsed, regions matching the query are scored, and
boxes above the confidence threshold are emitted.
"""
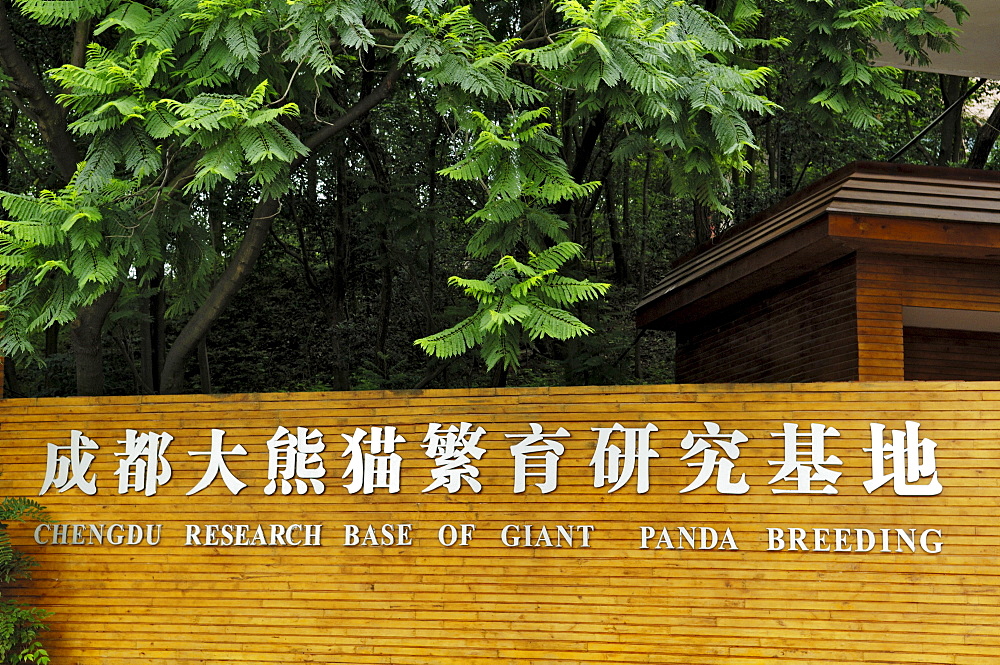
[0,497,51,665]
[50,42,308,196]
[0,0,317,360]
[416,242,609,371]
[0,171,217,357]
[749,0,964,130]
[15,0,116,25]
[0,0,969,393]
[418,0,778,366]
[523,0,777,209]
[440,108,599,257]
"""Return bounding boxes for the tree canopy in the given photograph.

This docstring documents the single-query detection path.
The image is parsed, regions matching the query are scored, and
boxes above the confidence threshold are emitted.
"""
[0,0,975,396]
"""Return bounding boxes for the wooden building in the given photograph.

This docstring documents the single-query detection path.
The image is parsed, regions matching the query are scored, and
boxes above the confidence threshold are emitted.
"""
[634,161,1000,383]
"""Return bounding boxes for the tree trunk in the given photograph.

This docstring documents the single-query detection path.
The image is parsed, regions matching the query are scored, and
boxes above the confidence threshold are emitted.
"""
[693,202,713,246]
[967,99,1000,169]
[604,173,629,283]
[138,266,166,393]
[0,106,10,189]
[142,266,166,393]
[160,197,279,393]
[44,325,59,357]
[621,160,631,248]
[69,290,118,396]
[556,111,608,238]
[639,154,651,293]
[426,116,443,335]
[938,75,968,166]
[353,109,397,384]
[327,149,351,390]
[490,363,508,388]
[767,120,780,191]
[0,0,79,183]
[197,337,212,393]
[139,293,154,394]
[376,226,393,374]
[158,62,405,393]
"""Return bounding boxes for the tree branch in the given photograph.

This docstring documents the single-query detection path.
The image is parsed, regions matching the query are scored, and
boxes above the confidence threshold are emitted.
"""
[159,58,407,393]
[967,99,1000,170]
[158,61,406,202]
[0,0,79,182]
[71,18,90,69]
[299,61,406,157]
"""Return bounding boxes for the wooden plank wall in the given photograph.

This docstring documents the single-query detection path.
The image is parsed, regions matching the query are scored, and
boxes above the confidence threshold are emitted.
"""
[904,328,1000,380]
[676,257,858,383]
[1,383,999,664]
[856,252,1000,381]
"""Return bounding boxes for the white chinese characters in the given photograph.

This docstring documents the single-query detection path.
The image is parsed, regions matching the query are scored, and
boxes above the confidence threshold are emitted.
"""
[768,423,843,494]
[266,426,327,495]
[342,426,404,494]
[40,430,99,496]
[187,429,249,496]
[590,423,659,493]
[507,423,568,494]
[36,420,946,496]
[115,430,173,496]
[864,421,942,496]
[679,422,749,494]
[422,422,487,493]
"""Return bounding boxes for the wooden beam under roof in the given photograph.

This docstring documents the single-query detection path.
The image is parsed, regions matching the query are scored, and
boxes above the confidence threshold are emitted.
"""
[635,162,1000,330]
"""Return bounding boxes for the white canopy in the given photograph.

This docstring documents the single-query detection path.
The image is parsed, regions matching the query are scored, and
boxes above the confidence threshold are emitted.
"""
[873,0,1000,79]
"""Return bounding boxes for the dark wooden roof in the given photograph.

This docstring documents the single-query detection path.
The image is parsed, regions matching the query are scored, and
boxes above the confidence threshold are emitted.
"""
[635,162,1000,329]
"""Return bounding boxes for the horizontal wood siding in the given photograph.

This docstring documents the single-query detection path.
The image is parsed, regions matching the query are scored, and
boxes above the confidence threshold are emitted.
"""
[3,383,996,663]
[855,253,904,381]
[857,253,1000,381]
[904,327,1000,380]
[676,257,858,383]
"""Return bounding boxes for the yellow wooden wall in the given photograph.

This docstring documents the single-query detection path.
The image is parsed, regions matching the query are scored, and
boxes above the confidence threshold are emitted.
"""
[856,252,1000,381]
[1,383,999,664]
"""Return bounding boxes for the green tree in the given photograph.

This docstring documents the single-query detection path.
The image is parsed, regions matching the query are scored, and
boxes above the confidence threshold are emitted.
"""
[720,0,967,196]
[415,0,966,373]
[0,0,773,392]
[0,0,966,395]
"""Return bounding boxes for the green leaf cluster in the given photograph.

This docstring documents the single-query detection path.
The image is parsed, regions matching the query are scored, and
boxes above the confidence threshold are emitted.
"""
[0,171,218,356]
[400,5,538,104]
[0,497,51,665]
[516,0,776,210]
[52,40,308,196]
[441,108,599,257]
[415,242,609,371]
[756,0,965,129]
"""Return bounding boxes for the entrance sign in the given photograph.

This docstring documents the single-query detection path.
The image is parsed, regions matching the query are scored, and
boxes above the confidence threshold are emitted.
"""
[34,421,943,498]
[2,383,996,663]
